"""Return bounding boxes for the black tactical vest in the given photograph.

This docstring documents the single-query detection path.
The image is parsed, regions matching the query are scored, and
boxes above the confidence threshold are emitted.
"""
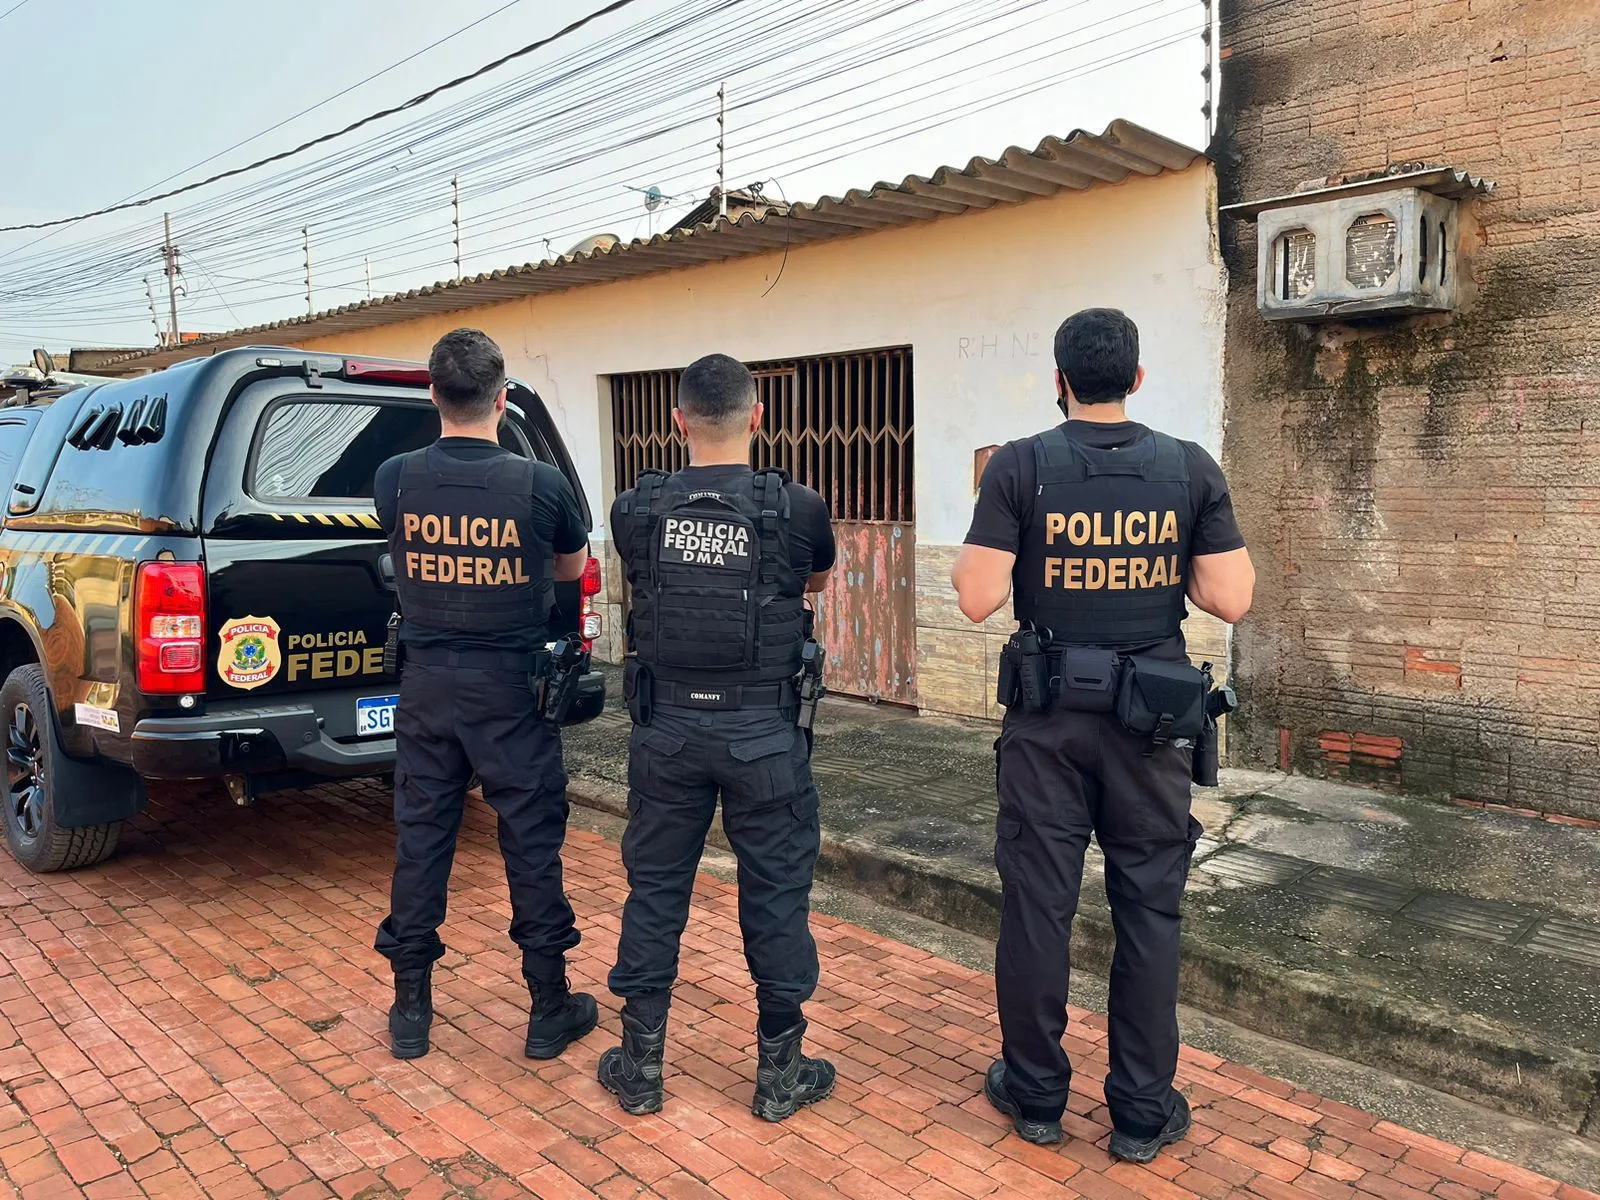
[623,469,804,686]
[1013,426,1192,649]
[389,444,553,633]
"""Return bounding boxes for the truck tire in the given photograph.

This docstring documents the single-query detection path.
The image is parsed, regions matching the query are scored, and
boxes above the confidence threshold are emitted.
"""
[1,666,122,873]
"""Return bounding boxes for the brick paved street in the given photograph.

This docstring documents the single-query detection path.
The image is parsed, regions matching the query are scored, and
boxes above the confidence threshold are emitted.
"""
[0,780,1594,1200]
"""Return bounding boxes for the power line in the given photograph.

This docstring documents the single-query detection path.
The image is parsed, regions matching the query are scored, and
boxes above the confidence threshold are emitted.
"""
[0,0,35,23]
[120,0,533,220]
[14,17,1201,333]
[0,0,533,274]
[0,0,650,233]
[0,0,1194,341]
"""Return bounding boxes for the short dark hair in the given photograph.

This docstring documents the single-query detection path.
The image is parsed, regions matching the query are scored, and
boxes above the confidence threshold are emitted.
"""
[428,328,506,420]
[676,353,756,431]
[1053,308,1140,403]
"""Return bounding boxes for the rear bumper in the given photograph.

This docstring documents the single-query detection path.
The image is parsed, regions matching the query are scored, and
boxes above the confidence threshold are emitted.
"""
[130,703,393,779]
[129,670,606,779]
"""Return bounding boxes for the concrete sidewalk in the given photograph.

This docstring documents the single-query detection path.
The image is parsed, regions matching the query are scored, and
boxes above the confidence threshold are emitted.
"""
[562,683,1600,1143]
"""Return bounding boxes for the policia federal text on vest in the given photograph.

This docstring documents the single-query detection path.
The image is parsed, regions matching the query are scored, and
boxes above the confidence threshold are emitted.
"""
[621,468,819,725]
[381,447,589,722]
[1015,426,1190,648]
[393,444,553,644]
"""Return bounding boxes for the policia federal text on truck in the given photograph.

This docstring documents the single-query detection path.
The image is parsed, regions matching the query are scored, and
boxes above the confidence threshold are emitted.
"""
[952,309,1254,1163]
[0,346,604,874]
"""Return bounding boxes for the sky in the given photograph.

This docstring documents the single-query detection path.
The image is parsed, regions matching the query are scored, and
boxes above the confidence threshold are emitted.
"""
[0,0,1208,365]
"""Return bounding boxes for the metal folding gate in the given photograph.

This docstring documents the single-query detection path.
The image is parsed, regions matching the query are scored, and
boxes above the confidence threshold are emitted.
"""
[610,348,916,704]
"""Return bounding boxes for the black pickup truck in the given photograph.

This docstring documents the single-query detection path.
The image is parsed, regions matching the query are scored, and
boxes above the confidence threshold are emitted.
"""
[0,346,605,873]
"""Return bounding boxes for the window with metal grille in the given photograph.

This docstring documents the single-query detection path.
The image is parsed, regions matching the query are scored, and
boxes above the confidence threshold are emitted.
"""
[610,347,914,523]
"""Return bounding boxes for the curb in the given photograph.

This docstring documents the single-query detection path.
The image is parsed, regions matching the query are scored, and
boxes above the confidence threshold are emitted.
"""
[566,775,1600,1141]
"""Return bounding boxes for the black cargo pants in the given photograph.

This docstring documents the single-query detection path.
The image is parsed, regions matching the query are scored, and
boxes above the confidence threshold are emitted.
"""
[374,660,580,981]
[608,706,821,1016]
[994,706,1202,1139]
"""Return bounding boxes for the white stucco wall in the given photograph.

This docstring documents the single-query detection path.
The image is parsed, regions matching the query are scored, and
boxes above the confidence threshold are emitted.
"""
[295,162,1227,714]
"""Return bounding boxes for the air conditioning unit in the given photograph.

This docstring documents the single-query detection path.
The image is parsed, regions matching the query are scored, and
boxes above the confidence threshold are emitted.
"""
[1223,167,1493,323]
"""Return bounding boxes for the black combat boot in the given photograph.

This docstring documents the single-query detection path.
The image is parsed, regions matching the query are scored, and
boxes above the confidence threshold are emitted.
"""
[388,968,433,1060]
[983,1060,1063,1145]
[597,1006,668,1115]
[524,975,599,1060]
[751,1019,836,1122]
[1108,1091,1191,1164]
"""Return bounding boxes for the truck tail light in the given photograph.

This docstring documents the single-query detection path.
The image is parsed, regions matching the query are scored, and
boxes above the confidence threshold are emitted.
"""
[341,358,431,386]
[136,563,207,695]
[579,556,602,649]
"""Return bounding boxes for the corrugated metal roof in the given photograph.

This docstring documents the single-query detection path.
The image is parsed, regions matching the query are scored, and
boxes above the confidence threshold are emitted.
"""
[108,120,1203,371]
[1220,167,1495,219]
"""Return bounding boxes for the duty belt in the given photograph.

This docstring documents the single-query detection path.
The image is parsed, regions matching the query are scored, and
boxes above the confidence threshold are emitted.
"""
[403,645,549,673]
[651,678,797,711]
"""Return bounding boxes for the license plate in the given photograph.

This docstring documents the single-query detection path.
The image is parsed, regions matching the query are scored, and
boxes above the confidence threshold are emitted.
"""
[356,695,398,737]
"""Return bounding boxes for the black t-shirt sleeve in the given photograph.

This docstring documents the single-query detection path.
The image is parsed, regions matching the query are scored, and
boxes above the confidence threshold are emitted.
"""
[963,441,1028,553]
[786,484,836,575]
[1184,443,1246,555]
[529,461,590,554]
[373,456,402,535]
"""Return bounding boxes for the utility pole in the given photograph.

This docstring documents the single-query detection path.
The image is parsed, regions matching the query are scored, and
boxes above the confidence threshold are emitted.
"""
[452,175,462,281]
[364,257,372,300]
[717,82,727,220]
[161,213,180,347]
[303,227,314,315]
[143,276,164,346]
[1200,0,1216,146]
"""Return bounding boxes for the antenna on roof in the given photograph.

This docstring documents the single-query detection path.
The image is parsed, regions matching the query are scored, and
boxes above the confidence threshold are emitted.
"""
[624,184,674,211]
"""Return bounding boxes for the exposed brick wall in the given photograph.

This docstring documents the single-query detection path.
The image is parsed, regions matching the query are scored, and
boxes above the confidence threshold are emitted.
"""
[1217,0,1600,817]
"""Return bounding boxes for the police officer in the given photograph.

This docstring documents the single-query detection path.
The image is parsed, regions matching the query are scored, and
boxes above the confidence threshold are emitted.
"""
[373,328,597,1064]
[598,353,837,1121]
[952,308,1254,1162]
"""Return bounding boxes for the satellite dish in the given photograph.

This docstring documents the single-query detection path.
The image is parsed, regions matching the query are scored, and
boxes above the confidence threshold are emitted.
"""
[32,349,55,375]
[566,233,621,257]
[643,186,664,213]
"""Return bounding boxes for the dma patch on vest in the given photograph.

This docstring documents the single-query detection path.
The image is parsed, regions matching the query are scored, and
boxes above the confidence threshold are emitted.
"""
[659,514,753,569]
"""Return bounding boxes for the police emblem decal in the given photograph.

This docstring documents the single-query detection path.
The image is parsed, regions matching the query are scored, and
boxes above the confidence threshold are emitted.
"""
[217,616,283,691]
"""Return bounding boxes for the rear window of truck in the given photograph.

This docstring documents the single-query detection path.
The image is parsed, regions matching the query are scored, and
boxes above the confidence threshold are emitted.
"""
[248,397,552,503]
[251,400,438,501]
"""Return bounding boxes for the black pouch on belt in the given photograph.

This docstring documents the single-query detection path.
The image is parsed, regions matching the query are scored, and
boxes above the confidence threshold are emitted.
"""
[1115,655,1207,752]
[1054,647,1121,713]
[1013,630,1051,712]
[624,658,654,726]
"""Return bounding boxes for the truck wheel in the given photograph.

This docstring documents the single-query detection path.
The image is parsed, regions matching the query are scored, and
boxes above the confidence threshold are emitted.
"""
[1,666,122,873]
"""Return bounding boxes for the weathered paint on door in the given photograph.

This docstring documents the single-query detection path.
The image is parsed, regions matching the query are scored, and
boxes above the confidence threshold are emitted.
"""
[813,521,916,704]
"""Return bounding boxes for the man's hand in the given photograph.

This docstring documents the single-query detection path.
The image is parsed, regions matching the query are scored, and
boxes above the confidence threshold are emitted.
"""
[554,546,589,582]
[805,568,833,594]
[951,544,1015,623]
[1187,547,1255,624]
